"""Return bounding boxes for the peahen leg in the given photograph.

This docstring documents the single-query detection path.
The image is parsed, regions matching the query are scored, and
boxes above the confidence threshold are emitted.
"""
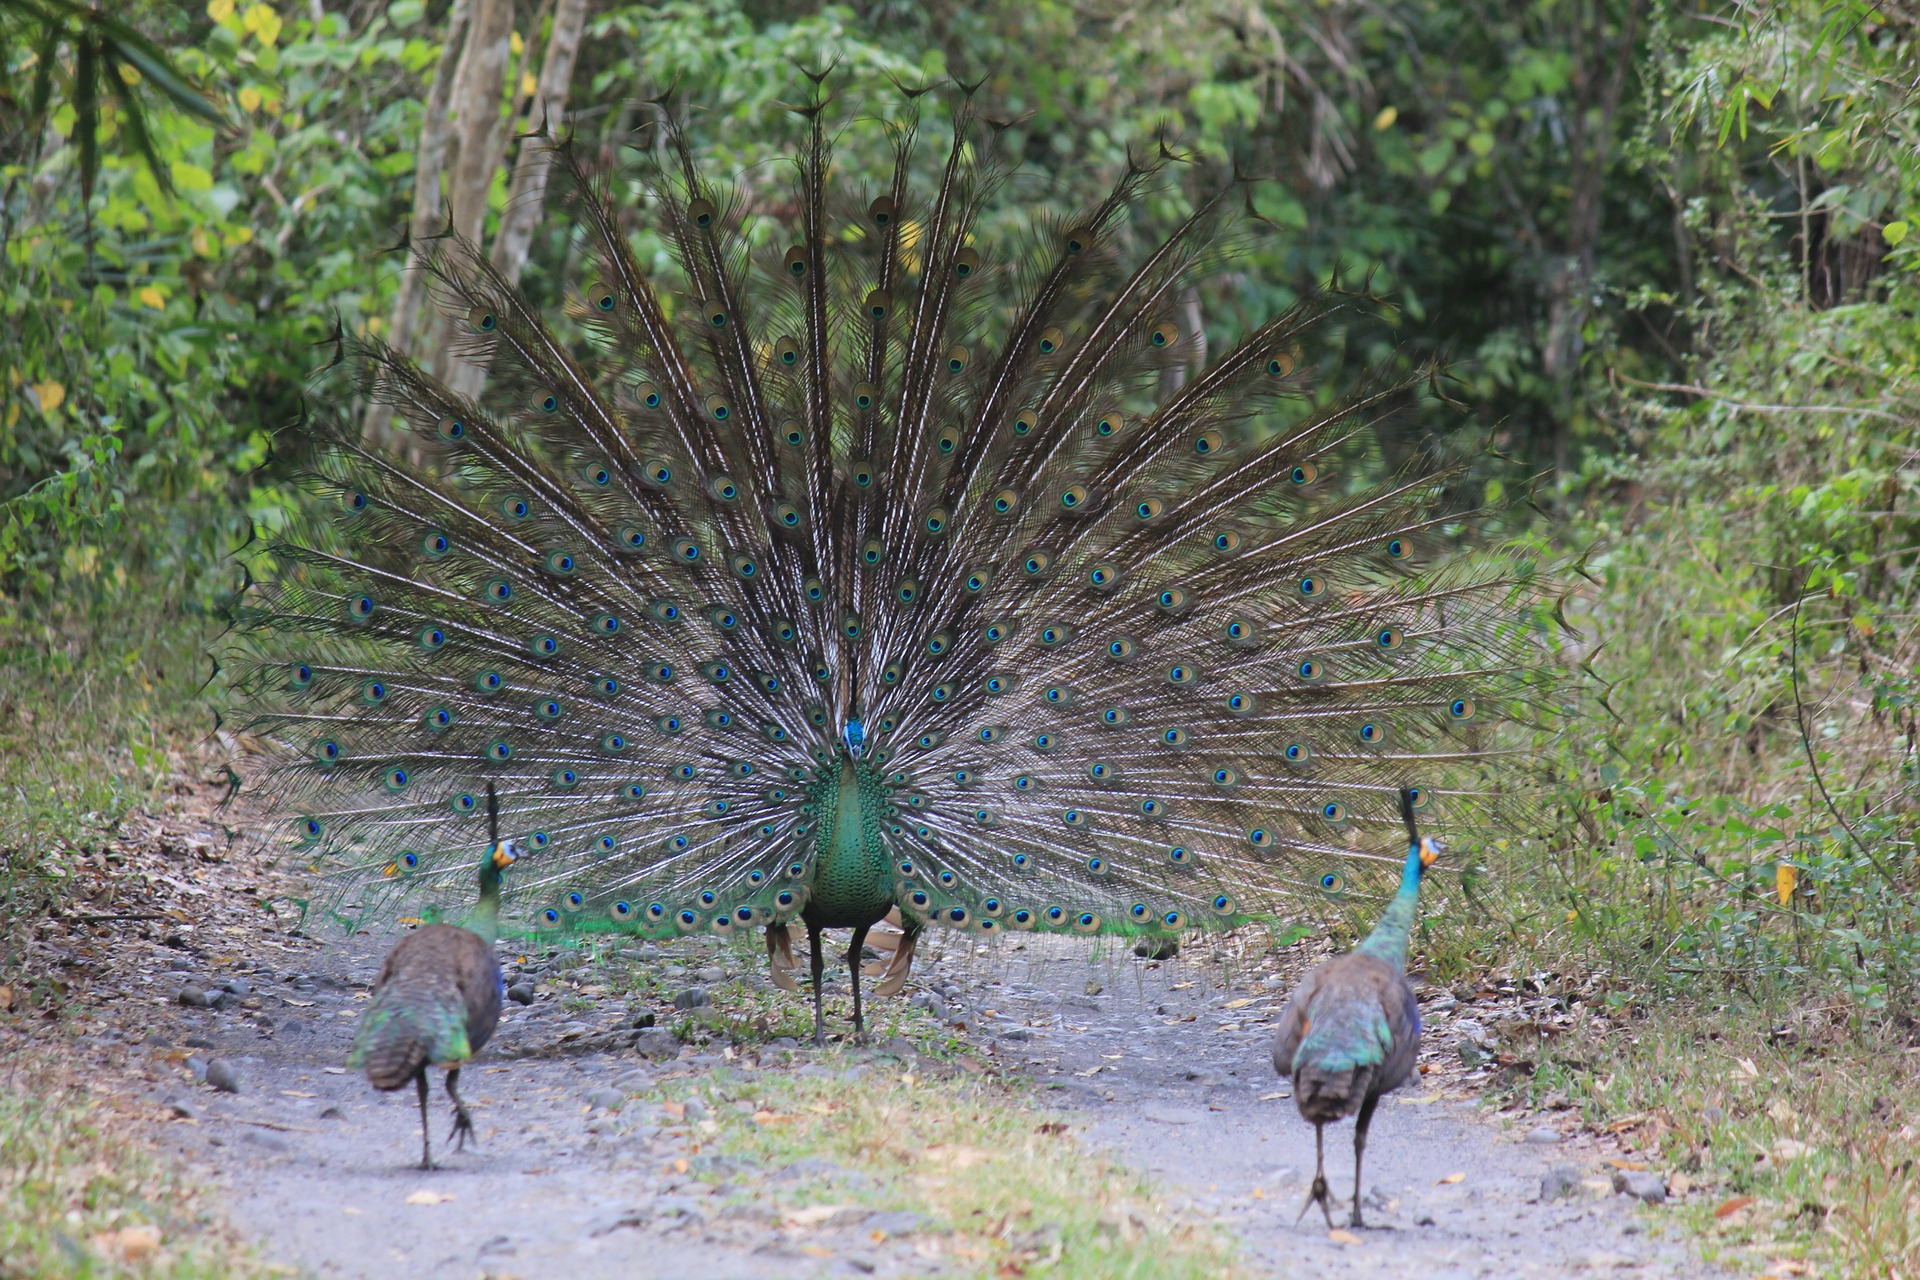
[870,923,920,998]
[807,922,826,1047]
[846,924,871,1040]
[1350,1093,1380,1229]
[1295,1122,1335,1229]
[413,1068,434,1171]
[767,923,801,992]
[446,1066,476,1152]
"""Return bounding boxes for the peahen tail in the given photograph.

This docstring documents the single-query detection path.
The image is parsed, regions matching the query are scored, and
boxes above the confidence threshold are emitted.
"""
[226,84,1556,947]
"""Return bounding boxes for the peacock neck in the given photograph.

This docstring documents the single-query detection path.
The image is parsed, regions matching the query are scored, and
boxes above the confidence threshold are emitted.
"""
[1352,842,1425,971]
[463,858,505,946]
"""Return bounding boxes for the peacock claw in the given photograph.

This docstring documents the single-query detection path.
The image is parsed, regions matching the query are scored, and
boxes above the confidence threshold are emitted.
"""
[1295,1175,1336,1229]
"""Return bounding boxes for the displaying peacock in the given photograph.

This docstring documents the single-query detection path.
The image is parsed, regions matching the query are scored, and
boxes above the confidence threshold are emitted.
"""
[347,785,515,1169]
[229,84,1551,1045]
[1272,787,1433,1229]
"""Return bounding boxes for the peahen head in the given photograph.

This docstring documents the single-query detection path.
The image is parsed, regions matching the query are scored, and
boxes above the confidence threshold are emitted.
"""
[1400,786,1443,881]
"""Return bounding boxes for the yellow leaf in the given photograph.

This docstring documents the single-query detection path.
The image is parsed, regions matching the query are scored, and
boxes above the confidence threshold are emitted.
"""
[239,86,263,113]
[521,72,538,98]
[138,285,166,309]
[1223,997,1256,1009]
[1438,1171,1465,1184]
[510,30,525,55]
[207,0,234,19]
[403,1190,453,1205]
[1374,106,1398,130]
[1328,1228,1361,1245]
[33,380,65,412]
[1776,863,1796,905]
[191,225,216,257]
[117,62,141,85]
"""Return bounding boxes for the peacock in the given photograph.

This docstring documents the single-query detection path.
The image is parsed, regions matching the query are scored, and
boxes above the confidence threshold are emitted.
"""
[1272,787,1433,1229]
[227,82,1551,1047]
[346,785,516,1169]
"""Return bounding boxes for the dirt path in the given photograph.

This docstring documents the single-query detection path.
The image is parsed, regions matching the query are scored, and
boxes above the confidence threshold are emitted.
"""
[28,779,1714,1278]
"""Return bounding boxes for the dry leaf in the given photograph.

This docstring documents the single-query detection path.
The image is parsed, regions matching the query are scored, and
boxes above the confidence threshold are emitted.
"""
[1223,997,1256,1010]
[1327,1228,1362,1245]
[786,1204,850,1227]
[404,1190,454,1205]
[800,1245,834,1258]
[90,1225,161,1262]
[1606,1159,1648,1171]
[1713,1196,1755,1219]
[1438,1172,1465,1184]
[1669,1171,1693,1196]
[1258,1091,1288,1101]
[1771,1138,1814,1162]
[752,1110,791,1125]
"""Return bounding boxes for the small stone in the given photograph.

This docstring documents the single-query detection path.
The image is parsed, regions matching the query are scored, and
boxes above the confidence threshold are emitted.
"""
[1132,939,1179,961]
[1540,1166,1583,1201]
[167,956,195,971]
[908,991,936,1011]
[862,1210,925,1236]
[219,977,251,996]
[184,1035,216,1049]
[1414,1212,1436,1226]
[768,1036,799,1049]
[1613,1170,1668,1204]
[507,983,535,1006]
[144,1031,170,1047]
[241,1128,289,1153]
[997,1027,1032,1042]
[205,1060,243,1093]
[1524,1126,1562,1144]
[176,986,224,1009]
[696,966,726,984]
[1259,974,1287,991]
[633,1028,680,1059]
[586,1087,625,1112]
[1141,1105,1207,1125]
[681,1098,709,1121]
[319,1105,343,1120]
[612,1069,652,1093]
[162,1095,199,1120]
[625,1010,656,1029]
[186,1056,210,1083]
[672,986,711,1011]
[1426,993,1460,1013]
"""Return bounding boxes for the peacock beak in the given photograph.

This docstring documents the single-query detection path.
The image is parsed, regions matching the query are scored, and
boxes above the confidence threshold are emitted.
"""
[1418,836,1442,868]
[491,841,518,870]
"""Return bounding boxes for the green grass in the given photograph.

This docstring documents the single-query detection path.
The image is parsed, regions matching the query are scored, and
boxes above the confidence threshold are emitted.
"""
[0,1046,267,1278]
[669,1051,1242,1278]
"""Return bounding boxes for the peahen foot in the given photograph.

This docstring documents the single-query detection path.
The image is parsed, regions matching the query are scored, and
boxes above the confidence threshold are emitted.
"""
[448,1105,476,1152]
[1296,1174,1336,1230]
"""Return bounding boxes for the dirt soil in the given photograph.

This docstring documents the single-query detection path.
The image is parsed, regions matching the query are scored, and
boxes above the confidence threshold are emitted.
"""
[7,770,1719,1279]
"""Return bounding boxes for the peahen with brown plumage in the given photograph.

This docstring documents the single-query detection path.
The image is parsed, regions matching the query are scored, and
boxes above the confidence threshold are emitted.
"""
[1272,786,1435,1229]
[347,785,516,1169]
[227,81,1552,1047]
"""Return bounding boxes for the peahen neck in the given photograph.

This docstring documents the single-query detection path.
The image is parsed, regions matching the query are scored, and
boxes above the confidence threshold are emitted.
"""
[1352,841,1426,971]
[461,853,506,946]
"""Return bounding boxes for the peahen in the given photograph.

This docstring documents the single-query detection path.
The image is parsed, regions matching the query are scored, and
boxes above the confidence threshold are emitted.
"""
[347,785,516,1169]
[229,84,1548,1046]
[1271,787,1434,1229]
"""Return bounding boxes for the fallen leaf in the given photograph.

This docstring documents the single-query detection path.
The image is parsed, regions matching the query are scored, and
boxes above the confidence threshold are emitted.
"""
[1035,1122,1067,1136]
[786,1204,850,1227]
[1223,997,1256,1009]
[1327,1228,1361,1245]
[404,1190,454,1205]
[321,1067,346,1075]
[281,1090,316,1098]
[342,1207,362,1216]
[1771,1138,1814,1162]
[660,1101,686,1120]
[1258,1091,1289,1101]
[1437,1172,1465,1184]
[1669,1171,1693,1196]
[800,1245,834,1257]
[1606,1159,1648,1171]
[90,1225,160,1262]
[752,1110,791,1125]
[671,1158,689,1174]
[1713,1196,1755,1219]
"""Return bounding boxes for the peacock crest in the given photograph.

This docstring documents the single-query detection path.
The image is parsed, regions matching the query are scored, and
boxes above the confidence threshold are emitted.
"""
[225,83,1554,980]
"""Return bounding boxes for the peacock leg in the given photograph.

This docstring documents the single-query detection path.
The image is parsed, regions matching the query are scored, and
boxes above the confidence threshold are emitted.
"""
[1349,1093,1380,1228]
[767,923,801,992]
[413,1068,434,1171]
[846,923,872,1040]
[870,923,919,998]
[807,922,827,1046]
[1295,1122,1334,1228]
[446,1066,476,1152]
